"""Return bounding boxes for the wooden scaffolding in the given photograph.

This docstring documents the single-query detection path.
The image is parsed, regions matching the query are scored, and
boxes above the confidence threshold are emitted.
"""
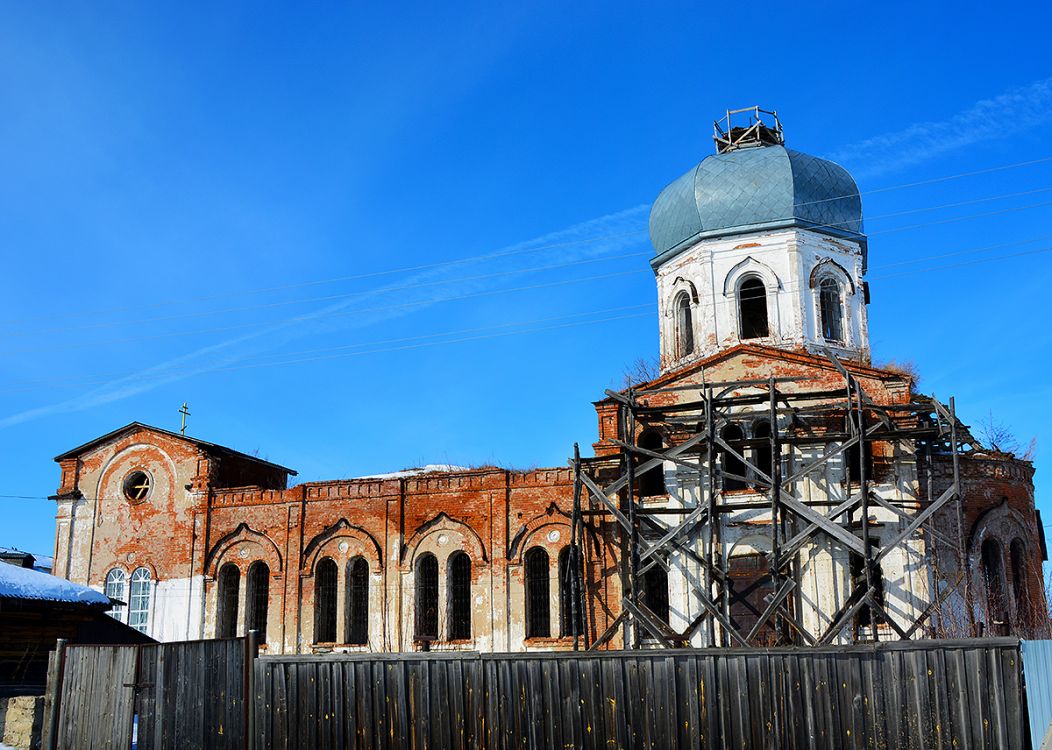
[567,350,974,650]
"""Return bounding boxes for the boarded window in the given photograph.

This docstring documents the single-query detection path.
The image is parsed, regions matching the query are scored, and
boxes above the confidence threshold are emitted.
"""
[819,278,844,342]
[675,292,694,358]
[642,564,670,625]
[415,553,439,640]
[347,557,369,646]
[128,567,152,634]
[738,278,769,339]
[448,552,472,640]
[525,547,551,638]
[558,546,585,637]
[752,420,773,489]
[721,424,747,491]
[104,569,127,623]
[636,429,666,497]
[315,557,338,643]
[246,561,269,639]
[728,553,777,645]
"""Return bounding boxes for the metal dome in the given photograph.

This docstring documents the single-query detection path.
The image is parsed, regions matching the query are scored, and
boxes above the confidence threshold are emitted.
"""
[649,144,864,267]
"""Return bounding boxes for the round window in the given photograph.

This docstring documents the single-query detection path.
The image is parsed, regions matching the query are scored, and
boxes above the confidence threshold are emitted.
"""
[123,471,152,502]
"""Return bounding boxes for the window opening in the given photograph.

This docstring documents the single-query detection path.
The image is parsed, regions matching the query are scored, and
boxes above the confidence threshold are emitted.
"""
[415,553,439,640]
[128,567,152,634]
[738,278,769,339]
[642,564,670,625]
[347,557,369,646]
[752,420,772,489]
[721,424,747,491]
[675,292,694,357]
[636,429,666,497]
[315,557,338,643]
[819,277,844,342]
[105,569,127,623]
[448,552,472,640]
[246,561,269,639]
[558,546,585,637]
[524,547,551,638]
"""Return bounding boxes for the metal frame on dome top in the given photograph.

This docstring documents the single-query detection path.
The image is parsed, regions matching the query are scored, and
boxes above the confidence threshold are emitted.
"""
[713,106,784,153]
[566,349,975,650]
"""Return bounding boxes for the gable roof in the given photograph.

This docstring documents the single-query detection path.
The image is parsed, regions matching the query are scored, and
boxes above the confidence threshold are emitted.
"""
[53,422,297,476]
[602,344,909,402]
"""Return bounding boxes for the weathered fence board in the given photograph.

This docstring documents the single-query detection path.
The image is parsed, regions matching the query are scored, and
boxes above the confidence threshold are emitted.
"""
[254,639,1028,750]
[55,645,136,750]
[50,637,248,750]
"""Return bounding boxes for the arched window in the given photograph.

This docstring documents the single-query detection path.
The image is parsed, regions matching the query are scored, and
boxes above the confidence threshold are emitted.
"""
[448,552,472,640]
[558,546,584,637]
[636,429,666,497]
[217,563,240,638]
[128,567,152,634]
[720,424,747,491]
[752,420,772,489]
[674,292,694,358]
[346,558,369,646]
[524,547,551,638]
[819,278,844,343]
[315,557,338,643]
[415,553,439,641]
[981,539,1008,632]
[642,564,670,625]
[738,277,769,339]
[246,561,269,639]
[1010,538,1030,629]
[104,569,127,623]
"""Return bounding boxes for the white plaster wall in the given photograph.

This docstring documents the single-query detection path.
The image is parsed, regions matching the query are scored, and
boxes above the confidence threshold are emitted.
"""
[655,228,868,372]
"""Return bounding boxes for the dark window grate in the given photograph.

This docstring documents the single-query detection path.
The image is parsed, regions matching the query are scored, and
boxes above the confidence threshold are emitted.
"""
[347,558,369,645]
[559,547,584,637]
[246,561,269,639]
[415,554,439,640]
[217,564,240,638]
[525,547,551,638]
[315,558,338,643]
[448,552,472,640]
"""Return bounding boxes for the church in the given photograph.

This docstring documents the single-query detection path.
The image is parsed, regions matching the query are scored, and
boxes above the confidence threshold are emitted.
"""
[48,108,1047,654]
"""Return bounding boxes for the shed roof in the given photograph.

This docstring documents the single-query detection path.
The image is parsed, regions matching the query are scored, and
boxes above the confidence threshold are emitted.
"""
[0,563,110,607]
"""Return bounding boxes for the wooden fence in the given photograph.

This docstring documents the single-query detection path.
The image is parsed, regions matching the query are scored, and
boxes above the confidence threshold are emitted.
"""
[44,636,252,750]
[253,638,1029,750]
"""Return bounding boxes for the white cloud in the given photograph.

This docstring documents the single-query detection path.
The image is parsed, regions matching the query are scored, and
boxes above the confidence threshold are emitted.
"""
[829,77,1052,178]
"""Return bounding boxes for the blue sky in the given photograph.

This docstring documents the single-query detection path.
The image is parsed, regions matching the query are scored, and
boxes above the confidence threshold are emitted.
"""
[1,2,1051,558]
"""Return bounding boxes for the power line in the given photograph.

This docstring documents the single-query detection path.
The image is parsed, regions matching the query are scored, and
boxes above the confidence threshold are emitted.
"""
[4,154,1052,331]
[3,240,1051,393]
[5,183,1052,344]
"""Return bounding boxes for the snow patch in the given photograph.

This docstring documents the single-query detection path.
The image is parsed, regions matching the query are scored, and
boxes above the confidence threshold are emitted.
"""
[0,562,110,606]
[356,464,473,480]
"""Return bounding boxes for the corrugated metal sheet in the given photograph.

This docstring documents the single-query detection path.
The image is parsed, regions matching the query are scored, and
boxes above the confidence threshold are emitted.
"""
[1022,640,1052,748]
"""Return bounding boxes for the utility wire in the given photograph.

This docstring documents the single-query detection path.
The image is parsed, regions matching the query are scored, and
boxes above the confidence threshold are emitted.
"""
[3,153,1052,330]
[3,240,1052,393]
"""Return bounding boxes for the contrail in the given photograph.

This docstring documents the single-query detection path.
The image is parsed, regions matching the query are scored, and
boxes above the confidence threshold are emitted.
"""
[828,77,1052,178]
[0,205,649,428]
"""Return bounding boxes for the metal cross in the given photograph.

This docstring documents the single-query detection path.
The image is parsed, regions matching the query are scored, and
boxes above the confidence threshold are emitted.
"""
[179,402,191,435]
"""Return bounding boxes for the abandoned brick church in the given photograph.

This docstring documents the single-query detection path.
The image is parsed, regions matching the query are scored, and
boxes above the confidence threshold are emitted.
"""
[49,109,1048,653]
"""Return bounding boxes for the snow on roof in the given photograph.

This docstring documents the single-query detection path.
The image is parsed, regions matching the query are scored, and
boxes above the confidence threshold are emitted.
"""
[355,464,473,480]
[0,562,110,606]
